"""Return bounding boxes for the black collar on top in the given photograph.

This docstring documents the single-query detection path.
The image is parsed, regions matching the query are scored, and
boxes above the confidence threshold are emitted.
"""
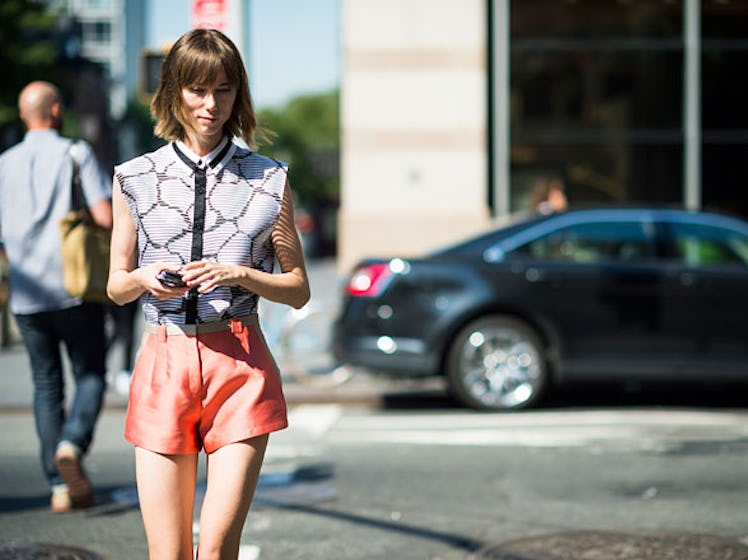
[171,140,232,324]
[172,139,232,171]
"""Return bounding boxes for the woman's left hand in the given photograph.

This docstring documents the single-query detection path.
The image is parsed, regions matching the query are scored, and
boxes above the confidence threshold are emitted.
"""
[180,260,246,293]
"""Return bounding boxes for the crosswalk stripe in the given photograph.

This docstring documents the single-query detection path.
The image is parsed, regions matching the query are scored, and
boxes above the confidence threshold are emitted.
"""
[238,545,260,560]
[288,404,342,437]
[328,409,748,448]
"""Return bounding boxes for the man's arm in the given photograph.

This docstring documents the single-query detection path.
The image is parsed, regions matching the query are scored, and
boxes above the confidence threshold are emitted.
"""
[73,141,112,229]
[89,198,112,229]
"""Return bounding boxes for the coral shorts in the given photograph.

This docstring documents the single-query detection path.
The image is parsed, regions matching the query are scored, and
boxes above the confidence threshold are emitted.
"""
[125,315,288,454]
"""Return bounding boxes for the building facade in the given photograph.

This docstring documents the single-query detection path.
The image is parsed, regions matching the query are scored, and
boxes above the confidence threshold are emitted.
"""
[48,0,145,121]
[339,0,748,271]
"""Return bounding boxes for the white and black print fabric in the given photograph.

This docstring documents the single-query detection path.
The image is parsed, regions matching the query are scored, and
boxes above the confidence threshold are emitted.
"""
[114,141,288,325]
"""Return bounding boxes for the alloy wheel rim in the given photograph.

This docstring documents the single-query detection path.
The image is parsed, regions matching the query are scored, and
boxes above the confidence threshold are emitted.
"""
[458,325,542,408]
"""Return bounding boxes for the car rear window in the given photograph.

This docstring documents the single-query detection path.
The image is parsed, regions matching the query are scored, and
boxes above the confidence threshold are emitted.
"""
[658,221,748,267]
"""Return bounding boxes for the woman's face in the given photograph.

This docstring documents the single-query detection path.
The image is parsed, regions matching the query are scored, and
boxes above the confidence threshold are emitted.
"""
[181,66,237,142]
[548,185,568,211]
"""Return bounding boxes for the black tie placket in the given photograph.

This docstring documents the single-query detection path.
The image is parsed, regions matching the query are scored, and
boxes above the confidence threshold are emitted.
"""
[172,142,232,324]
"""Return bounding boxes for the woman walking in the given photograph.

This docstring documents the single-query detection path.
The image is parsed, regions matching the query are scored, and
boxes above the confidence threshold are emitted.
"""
[107,28,309,559]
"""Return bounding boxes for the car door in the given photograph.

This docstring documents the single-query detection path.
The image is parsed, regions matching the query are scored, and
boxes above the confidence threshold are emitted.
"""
[655,219,748,376]
[504,217,666,376]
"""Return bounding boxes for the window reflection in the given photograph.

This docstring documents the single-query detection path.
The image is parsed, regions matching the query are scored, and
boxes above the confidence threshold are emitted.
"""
[506,0,748,221]
[513,221,651,264]
[509,0,683,212]
[659,222,748,267]
[701,2,748,217]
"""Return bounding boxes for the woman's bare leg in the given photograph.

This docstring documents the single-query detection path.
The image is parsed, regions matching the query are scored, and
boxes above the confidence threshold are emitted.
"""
[196,435,269,559]
[135,447,198,560]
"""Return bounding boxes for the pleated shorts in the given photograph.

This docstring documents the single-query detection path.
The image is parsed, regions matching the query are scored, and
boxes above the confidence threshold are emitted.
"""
[125,315,288,454]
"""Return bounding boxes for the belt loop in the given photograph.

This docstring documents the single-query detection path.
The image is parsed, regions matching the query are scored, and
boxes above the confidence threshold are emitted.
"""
[230,318,243,334]
[158,325,167,343]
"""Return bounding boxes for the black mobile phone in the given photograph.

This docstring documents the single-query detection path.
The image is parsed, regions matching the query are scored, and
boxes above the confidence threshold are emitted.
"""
[156,270,186,288]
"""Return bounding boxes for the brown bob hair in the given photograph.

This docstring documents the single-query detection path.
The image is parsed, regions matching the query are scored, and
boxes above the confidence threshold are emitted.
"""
[151,28,258,148]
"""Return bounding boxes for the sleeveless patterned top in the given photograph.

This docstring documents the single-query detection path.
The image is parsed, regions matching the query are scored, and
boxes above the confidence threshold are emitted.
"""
[114,139,288,325]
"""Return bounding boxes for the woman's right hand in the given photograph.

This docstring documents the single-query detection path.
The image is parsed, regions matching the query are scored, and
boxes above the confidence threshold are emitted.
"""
[135,262,190,300]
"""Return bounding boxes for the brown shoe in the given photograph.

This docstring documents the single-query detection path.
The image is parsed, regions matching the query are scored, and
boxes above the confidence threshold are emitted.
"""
[54,443,94,509]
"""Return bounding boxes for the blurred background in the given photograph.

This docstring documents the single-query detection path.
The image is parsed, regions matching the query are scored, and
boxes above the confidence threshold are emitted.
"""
[1,0,747,273]
[0,0,341,261]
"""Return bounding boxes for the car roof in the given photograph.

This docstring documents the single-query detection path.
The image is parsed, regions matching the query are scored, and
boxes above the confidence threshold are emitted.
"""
[433,206,748,260]
[541,206,748,231]
[432,212,550,257]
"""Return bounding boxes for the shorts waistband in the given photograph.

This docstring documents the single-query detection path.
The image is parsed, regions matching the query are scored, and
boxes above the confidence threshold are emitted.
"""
[143,314,260,336]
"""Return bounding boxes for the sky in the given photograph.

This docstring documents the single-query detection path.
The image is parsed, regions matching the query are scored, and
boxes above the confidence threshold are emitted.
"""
[149,0,341,109]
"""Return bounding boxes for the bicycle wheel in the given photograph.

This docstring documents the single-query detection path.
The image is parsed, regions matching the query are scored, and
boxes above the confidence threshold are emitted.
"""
[278,307,354,388]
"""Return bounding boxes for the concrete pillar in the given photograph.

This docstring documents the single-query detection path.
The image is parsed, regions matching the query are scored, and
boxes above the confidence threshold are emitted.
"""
[339,0,490,272]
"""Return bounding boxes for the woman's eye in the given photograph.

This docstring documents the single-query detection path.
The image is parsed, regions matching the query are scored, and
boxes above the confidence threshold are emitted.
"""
[190,87,205,94]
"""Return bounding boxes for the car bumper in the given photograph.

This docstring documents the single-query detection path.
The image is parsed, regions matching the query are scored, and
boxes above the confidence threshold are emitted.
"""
[333,333,440,377]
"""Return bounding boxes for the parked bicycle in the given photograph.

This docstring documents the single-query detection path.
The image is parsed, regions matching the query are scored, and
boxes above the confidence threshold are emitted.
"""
[260,300,353,388]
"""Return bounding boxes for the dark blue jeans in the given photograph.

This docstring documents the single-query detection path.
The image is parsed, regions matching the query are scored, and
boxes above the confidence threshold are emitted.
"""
[14,303,107,487]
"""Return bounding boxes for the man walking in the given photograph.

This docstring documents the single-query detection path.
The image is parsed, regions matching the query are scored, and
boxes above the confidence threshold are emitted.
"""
[0,81,112,512]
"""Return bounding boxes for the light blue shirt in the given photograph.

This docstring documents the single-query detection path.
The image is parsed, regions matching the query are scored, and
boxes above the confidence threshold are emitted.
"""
[0,129,111,314]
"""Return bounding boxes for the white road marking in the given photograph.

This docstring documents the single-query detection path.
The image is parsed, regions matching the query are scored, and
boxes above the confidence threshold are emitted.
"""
[238,545,260,560]
[329,409,748,449]
[192,524,261,559]
[288,404,342,438]
[265,404,343,463]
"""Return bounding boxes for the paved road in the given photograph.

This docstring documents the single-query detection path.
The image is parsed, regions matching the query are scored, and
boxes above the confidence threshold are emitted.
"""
[3,258,748,558]
[3,401,748,559]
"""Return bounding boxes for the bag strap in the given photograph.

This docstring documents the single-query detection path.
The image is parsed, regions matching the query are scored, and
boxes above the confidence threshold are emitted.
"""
[69,141,88,211]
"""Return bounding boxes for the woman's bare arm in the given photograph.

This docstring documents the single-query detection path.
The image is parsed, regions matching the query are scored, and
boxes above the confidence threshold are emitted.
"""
[107,178,189,305]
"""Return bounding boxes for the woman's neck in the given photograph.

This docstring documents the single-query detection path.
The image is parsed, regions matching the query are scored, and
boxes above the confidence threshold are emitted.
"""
[182,132,223,157]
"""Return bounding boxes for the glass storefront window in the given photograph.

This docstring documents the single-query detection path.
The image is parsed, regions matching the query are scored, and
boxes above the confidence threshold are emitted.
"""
[509,1,684,212]
[512,0,682,39]
[701,2,748,217]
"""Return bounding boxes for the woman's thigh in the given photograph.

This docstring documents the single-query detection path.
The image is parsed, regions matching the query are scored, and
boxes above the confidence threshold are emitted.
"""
[135,447,198,560]
[197,435,269,555]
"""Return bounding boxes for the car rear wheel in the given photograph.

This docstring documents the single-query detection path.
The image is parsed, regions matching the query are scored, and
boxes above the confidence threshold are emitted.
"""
[446,315,547,411]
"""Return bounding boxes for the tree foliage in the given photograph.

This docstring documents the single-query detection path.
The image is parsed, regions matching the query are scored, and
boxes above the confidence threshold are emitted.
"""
[120,97,166,157]
[0,0,62,133]
[257,90,340,206]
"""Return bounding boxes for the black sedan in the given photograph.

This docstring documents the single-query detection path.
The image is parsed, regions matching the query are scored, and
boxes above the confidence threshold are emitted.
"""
[333,208,748,411]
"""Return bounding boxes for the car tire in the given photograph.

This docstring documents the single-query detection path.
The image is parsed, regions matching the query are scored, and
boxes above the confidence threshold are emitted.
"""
[446,315,547,411]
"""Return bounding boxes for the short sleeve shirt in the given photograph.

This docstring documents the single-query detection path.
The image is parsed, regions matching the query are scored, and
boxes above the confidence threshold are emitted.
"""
[114,140,289,325]
[0,130,111,314]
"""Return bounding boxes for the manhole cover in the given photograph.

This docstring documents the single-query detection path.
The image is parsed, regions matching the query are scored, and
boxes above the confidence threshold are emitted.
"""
[0,542,102,560]
[474,531,748,560]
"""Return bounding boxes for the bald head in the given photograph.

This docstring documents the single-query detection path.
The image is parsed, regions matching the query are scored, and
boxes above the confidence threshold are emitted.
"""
[18,81,62,130]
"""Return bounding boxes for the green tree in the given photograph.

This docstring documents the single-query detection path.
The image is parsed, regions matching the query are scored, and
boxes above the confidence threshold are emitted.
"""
[0,0,62,133]
[257,89,340,207]
[120,97,165,158]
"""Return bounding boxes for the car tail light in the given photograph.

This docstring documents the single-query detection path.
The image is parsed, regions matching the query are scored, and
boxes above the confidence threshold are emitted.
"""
[346,263,393,297]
